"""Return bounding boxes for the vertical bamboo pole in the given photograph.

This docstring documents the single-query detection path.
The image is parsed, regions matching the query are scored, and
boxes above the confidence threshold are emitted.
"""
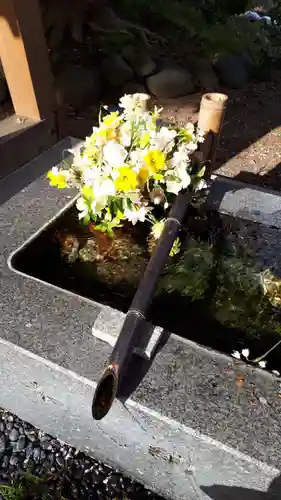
[197,92,228,169]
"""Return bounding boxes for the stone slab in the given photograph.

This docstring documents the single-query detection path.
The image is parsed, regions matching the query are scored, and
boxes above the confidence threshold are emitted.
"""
[208,174,281,229]
[1,139,281,498]
[92,306,164,359]
[0,338,279,500]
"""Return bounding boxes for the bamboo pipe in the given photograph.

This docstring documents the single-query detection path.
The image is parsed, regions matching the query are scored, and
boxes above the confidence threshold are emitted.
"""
[91,92,228,421]
[197,92,228,169]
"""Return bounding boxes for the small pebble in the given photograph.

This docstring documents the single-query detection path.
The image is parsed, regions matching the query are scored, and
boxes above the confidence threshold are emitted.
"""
[9,429,19,442]
[25,443,33,460]
[0,436,6,453]
[1,455,9,469]
[25,431,37,443]
[15,435,26,453]
[56,455,65,468]
[9,455,19,466]
[0,409,162,500]
[33,447,41,463]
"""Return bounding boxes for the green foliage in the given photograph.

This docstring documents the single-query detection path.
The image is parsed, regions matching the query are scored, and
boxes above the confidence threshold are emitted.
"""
[160,235,281,339]
[0,471,69,500]
[160,238,214,300]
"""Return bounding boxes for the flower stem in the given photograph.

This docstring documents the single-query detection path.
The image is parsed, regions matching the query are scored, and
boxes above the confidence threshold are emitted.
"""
[251,338,281,363]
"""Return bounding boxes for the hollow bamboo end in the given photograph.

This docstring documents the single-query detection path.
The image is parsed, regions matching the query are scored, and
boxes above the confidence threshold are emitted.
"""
[92,364,119,420]
[198,92,228,136]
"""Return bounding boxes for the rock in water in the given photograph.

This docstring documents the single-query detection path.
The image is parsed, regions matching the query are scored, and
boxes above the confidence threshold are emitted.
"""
[146,67,195,98]
[214,53,249,89]
[102,55,133,87]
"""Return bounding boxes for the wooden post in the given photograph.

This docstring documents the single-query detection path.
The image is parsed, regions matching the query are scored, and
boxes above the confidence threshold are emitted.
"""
[0,0,55,121]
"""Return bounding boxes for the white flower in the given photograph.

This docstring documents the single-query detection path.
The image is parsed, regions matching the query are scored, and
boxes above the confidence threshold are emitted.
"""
[91,192,107,214]
[89,179,116,214]
[130,150,146,173]
[97,179,116,197]
[83,166,101,186]
[258,361,267,369]
[166,180,182,195]
[170,145,189,169]
[119,93,150,117]
[103,141,127,167]
[124,205,150,225]
[76,197,89,220]
[272,370,280,376]
[185,141,198,152]
[69,148,91,169]
[151,127,177,152]
[242,349,250,359]
[232,351,241,360]
[165,168,191,195]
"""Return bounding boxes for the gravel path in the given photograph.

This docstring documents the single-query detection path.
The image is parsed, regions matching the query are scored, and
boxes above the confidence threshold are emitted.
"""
[0,409,163,500]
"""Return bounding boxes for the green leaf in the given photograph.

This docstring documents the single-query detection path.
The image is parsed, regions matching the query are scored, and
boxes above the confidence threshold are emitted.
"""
[196,165,206,178]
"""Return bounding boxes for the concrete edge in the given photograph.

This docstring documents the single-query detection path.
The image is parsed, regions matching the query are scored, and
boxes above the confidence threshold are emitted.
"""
[0,337,279,500]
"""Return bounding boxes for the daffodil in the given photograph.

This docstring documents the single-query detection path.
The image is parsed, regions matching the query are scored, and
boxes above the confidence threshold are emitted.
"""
[115,166,138,192]
[144,149,165,174]
[47,167,69,189]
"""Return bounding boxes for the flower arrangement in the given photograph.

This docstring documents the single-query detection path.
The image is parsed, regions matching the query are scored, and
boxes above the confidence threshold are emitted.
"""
[48,93,205,251]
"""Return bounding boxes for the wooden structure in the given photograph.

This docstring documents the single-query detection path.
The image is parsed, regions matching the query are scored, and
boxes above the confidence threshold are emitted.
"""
[0,0,59,179]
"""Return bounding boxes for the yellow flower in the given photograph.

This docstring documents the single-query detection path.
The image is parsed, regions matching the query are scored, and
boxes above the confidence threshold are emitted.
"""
[138,165,150,186]
[47,168,68,189]
[115,166,138,192]
[102,112,120,128]
[139,132,150,149]
[144,149,165,173]
[97,126,118,142]
[98,112,121,141]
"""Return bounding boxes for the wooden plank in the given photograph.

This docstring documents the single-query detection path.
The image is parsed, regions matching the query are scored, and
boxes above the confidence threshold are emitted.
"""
[0,115,57,179]
[0,0,55,121]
